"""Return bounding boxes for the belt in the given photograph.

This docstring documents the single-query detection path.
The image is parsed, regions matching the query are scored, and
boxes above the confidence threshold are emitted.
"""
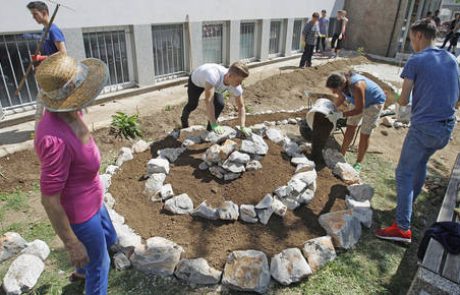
[438,118,456,124]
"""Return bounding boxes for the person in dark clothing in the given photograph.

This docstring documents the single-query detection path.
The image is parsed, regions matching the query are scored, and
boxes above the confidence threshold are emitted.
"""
[331,10,348,57]
[433,10,441,27]
[441,13,460,48]
[299,12,320,68]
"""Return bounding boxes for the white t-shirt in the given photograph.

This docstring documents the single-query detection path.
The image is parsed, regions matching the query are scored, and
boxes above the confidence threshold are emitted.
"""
[191,63,243,96]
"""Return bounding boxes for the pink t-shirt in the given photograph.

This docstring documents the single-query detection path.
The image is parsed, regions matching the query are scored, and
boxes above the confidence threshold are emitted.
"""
[34,111,103,224]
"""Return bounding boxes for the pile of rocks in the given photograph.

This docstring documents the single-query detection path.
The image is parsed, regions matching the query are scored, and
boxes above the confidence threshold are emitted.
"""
[322,148,360,184]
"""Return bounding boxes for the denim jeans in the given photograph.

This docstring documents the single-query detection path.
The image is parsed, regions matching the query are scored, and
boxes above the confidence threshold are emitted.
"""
[71,205,118,295]
[395,120,455,230]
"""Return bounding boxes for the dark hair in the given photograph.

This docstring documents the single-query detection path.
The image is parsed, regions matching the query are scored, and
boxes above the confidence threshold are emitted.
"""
[326,71,351,89]
[321,9,327,13]
[312,12,320,18]
[410,19,437,40]
[27,1,48,13]
[426,11,432,16]
[455,13,460,18]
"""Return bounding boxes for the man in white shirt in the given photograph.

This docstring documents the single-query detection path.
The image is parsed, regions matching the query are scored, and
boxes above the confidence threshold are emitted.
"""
[181,61,251,135]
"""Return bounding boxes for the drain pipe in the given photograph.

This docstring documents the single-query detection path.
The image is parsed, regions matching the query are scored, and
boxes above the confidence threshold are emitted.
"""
[386,0,404,57]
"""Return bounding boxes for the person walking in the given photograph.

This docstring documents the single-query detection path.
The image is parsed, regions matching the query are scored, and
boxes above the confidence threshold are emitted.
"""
[34,52,118,294]
[325,71,386,173]
[299,12,320,68]
[316,10,329,53]
[440,13,460,49]
[330,10,348,57]
[376,19,459,243]
[180,61,251,136]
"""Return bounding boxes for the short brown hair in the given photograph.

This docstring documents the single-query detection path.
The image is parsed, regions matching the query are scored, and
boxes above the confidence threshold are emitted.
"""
[229,61,249,78]
[410,19,437,40]
[312,12,320,18]
[326,72,348,89]
[27,1,48,13]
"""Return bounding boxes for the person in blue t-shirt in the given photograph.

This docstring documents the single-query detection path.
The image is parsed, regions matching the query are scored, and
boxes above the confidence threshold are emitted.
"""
[316,10,329,53]
[376,19,459,244]
[325,71,386,173]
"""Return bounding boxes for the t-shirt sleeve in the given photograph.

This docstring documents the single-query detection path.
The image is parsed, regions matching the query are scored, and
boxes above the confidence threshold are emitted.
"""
[36,135,71,196]
[49,25,65,43]
[401,57,416,80]
[204,68,220,87]
[231,86,243,97]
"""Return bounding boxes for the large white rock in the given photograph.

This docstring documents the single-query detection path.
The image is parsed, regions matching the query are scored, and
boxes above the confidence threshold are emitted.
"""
[222,160,245,173]
[323,148,346,169]
[0,232,27,263]
[352,207,373,228]
[256,206,274,225]
[250,123,267,136]
[298,189,315,204]
[291,155,310,166]
[274,186,292,199]
[143,173,167,198]
[348,183,375,202]
[228,151,250,164]
[164,194,194,215]
[345,195,371,210]
[116,147,134,166]
[246,160,262,171]
[318,210,362,249]
[108,209,125,225]
[287,178,307,194]
[240,204,258,223]
[219,139,238,161]
[131,237,184,276]
[160,184,174,201]
[204,144,222,163]
[255,194,274,209]
[105,165,119,175]
[333,163,361,184]
[209,166,225,180]
[217,201,239,221]
[104,192,115,209]
[132,139,150,154]
[2,254,44,295]
[147,158,170,175]
[113,223,142,248]
[265,128,284,144]
[191,201,219,220]
[283,141,300,157]
[174,258,222,285]
[183,135,202,147]
[224,172,241,181]
[201,126,237,143]
[100,174,112,194]
[222,250,271,294]
[292,170,317,187]
[302,236,337,273]
[270,248,312,285]
[240,134,268,155]
[157,147,186,163]
[20,240,50,261]
[272,198,287,217]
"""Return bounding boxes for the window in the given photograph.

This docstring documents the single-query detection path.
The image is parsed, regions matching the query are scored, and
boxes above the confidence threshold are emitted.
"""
[240,22,256,61]
[152,24,186,81]
[202,23,224,64]
[292,19,303,52]
[269,20,282,55]
[0,33,39,109]
[83,28,132,93]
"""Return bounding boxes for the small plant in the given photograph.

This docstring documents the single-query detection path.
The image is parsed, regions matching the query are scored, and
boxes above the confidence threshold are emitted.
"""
[245,104,253,113]
[357,47,366,56]
[109,112,143,140]
[164,105,172,112]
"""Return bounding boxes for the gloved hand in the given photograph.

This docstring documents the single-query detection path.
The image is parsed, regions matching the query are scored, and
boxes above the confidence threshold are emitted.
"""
[210,123,225,134]
[326,111,343,124]
[31,54,47,62]
[239,126,252,137]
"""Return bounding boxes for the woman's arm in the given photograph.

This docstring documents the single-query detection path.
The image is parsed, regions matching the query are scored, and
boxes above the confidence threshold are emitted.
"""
[343,81,365,117]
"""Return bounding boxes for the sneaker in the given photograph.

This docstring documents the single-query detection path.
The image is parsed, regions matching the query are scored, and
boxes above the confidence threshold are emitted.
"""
[353,162,362,174]
[375,223,412,243]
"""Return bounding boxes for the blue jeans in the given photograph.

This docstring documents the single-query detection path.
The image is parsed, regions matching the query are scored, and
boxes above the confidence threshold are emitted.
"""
[395,120,454,230]
[71,205,118,295]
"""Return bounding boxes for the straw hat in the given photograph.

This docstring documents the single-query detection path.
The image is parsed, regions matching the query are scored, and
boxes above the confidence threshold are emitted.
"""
[35,52,108,112]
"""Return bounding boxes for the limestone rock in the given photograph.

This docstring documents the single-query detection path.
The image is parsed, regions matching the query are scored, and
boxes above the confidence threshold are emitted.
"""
[274,186,292,199]
[198,162,209,171]
[219,139,237,160]
[291,155,310,166]
[217,201,239,221]
[180,125,207,141]
[143,173,166,198]
[352,207,373,228]
[250,123,267,136]
[105,165,119,175]
[2,254,44,295]
[114,252,131,271]
[381,116,396,127]
[132,140,150,154]
[0,232,28,263]
[292,170,317,187]
[104,192,115,209]
[116,147,133,166]
[333,162,360,184]
[222,160,245,173]
[318,210,362,249]
[302,236,337,272]
[287,178,307,194]
[175,258,222,285]
[246,160,262,171]
[183,135,202,147]
[224,172,241,181]
[204,144,222,163]
[222,250,270,294]
[113,223,142,248]
[298,189,315,204]
[345,195,371,210]
[228,151,250,164]
[272,198,287,217]
[147,158,170,175]
[255,194,274,209]
[240,204,258,223]
[191,201,219,220]
[108,209,125,225]
[21,240,49,261]
[241,134,268,155]
[298,142,312,154]
[288,118,297,124]
[283,141,300,157]
[164,194,194,215]
[323,148,346,169]
[209,166,226,179]
[348,183,374,202]
[265,128,284,144]
[201,126,237,144]
[100,174,112,193]
[131,237,184,276]
[270,248,312,285]
[257,206,274,225]
[160,184,174,201]
[157,147,186,163]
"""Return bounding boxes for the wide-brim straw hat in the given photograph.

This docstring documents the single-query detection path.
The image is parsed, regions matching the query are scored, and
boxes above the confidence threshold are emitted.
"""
[35,52,108,112]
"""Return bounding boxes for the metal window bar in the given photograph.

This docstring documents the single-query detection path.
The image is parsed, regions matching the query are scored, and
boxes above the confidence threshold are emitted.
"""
[202,23,223,64]
[0,32,39,110]
[151,24,186,82]
[292,20,303,51]
[240,22,256,61]
[269,21,282,55]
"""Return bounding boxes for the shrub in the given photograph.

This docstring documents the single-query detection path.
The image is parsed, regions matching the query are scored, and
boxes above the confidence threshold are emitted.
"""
[109,112,142,140]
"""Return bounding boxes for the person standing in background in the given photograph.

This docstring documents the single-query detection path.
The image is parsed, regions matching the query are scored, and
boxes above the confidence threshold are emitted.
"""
[330,10,348,57]
[299,12,320,68]
[316,9,329,53]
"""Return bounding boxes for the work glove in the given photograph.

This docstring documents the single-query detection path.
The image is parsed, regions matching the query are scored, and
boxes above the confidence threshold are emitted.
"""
[326,111,343,124]
[210,123,225,134]
[239,126,252,137]
[31,54,47,62]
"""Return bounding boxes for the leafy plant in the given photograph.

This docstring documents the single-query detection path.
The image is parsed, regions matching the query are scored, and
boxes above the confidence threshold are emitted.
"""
[109,112,143,140]
[164,105,172,112]
[357,47,366,56]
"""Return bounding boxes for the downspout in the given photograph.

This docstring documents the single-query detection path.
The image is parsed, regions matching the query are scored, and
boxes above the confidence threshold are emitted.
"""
[386,0,404,57]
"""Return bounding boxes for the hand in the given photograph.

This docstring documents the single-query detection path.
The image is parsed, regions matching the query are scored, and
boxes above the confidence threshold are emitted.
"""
[339,33,343,40]
[31,54,47,62]
[326,111,343,124]
[239,126,252,137]
[66,240,89,269]
[211,123,225,134]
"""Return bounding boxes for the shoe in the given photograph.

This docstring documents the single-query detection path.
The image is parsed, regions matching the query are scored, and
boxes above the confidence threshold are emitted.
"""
[375,222,412,243]
[353,162,362,174]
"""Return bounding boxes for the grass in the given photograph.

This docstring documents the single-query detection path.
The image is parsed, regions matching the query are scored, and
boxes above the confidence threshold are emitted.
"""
[0,189,29,226]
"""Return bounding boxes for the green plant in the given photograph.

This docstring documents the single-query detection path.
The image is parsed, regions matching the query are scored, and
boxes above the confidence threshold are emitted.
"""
[245,104,253,113]
[109,112,143,140]
[164,105,172,112]
[357,47,366,56]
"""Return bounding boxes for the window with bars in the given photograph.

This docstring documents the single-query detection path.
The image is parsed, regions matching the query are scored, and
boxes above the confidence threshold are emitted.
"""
[202,23,223,64]
[0,33,40,109]
[83,29,131,93]
[269,20,282,55]
[240,22,256,61]
[152,24,186,81]
[292,19,303,52]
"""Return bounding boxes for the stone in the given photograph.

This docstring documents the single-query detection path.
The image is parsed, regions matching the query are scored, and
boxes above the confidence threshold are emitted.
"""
[381,116,396,127]
[345,195,371,210]
[164,194,194,215]
[318,210,362,249]
[298,189,315,204]
[160,184,174,201]
[191,201,219,220]
[250,123,267,136]
[241,133,268,155]
[175,258,222,285]
[270,248,312,285]
[201,126,237,143]
[219,140,237,160]
[209,166,225,179]
[108,208,125,224]
[292,170,317,187]
[222,160,245,173]
[116,147,133,166]
[100,174,112,193]
[265,128,284,144]
[143,173,166,198]
[323,148,346,169]
[296,162,316,173]
[272,198,287,217]
[288,118,297,124]
[274,186,292,199]
[283,141,300,157]
[217,201,239,221]
[0,232,28,263]
[298,142,312,154]
[240,204,258,223]
[157,147,186,163]
[131,237,184,276]
[132,139,150,154]
[222,250,270,294]
[204,144,222,163]
[264,121,276,126]
[257,206,274,225]
[348,184,374,202]
[255,194,274,209]
[114,252,131,271]
[113,223,142,248]
[183,135,202,147]
[104,192,115,209]
[180,125,207,140]
[105,165,119,175]
[2,254,44,295]
[224,172,241,181]
[198,162,209,171]
[228,151,250,164]
[147,158,170,175]
[279,196,301,210]
[333,162,361,185]
[21,240,49,261]
[287,178,308,194]
[246,160,262,171]
[302,236,337,273]
[281,119,288,125]
[352,207,373,228]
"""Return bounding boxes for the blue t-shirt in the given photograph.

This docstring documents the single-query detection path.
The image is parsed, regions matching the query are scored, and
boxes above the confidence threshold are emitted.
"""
[41,24,65,56]
[318,17,329,35]
[401,47,459,125]
[343,73,386,108]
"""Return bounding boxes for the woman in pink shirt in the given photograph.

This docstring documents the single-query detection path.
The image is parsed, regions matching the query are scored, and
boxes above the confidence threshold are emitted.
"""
[34,52,116,294]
